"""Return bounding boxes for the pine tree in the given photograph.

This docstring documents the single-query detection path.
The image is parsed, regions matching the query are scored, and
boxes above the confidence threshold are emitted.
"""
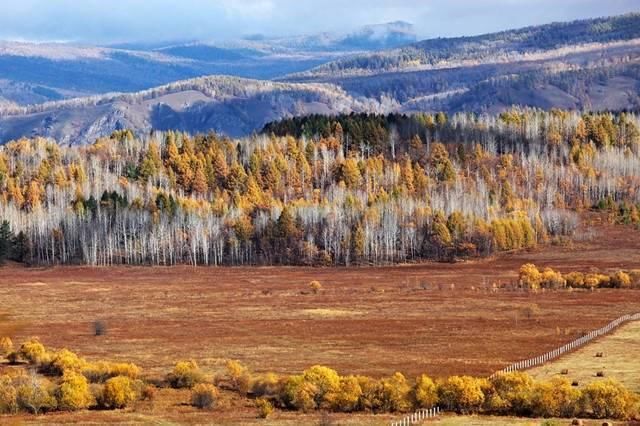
[0,221,13,264]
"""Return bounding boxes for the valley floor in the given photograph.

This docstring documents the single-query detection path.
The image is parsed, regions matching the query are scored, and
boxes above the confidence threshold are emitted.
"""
[0,215,639,424]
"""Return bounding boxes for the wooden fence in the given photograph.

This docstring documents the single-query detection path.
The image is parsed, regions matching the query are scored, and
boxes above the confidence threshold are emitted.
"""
[390,406,440,426]
[390,312,640,425]
[489,312,640,379]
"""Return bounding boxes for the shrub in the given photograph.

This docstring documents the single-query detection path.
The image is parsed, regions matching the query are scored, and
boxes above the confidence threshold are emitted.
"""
[310,280,322,294]
[519,264,541,289]
[45,349,87,376]
[540,268,566,289]
[332,375,362,412]
[83,361,140,383]
[584,273,609,289]
[101,376,137,409]
[356,375,381,411]
[0,337,13,357]
[438,376,486,414]
[0,375,17,414]
[413,374,438,408]
[251,372,284,400]
[141,385,156,401]
[15,374,56,414]
[167,360,204,389]
[56,371,94,411]
[531,377,580,417]
[610,271,632,288]
[224,359,251,394]
[564,272,585,288]
[378,372,412,412]
[255,397,274,418]
[19,338,49,365]
[191,383,218,410]
[302,365,340,408]
[579,379,636,419]
[488,372,534,415]
[284,375,318,411]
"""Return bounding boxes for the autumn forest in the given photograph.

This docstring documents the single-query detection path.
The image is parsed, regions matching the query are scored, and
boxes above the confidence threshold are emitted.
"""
[0,109,638,267]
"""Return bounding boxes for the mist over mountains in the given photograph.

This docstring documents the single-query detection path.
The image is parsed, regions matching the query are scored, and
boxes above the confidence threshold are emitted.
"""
[0,14,639,144]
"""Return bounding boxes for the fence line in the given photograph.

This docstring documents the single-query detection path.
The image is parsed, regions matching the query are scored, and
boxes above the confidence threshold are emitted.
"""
[389,312,640,425]
[489,312,640,379]
[390,406,440,426]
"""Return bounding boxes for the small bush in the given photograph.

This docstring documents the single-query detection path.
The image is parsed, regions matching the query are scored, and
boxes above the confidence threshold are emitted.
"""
[561,369,569,375]
[540,268,566,289]
[564,272,585,288]
[45,349,87,376]
[530,377,579,418]
[488,372,534,415]
[256,397,274,418]
[332,375,362,412]
[224,359,251,394]
[191,383,218,409]
[167,360,204,389]
[141,385,156,401]
[251,372,284,399]
[284,375,318,412]
[0,375,18,414]
[83,361,140,383]
[610,271,631,288]
[519,263,541,289]
[0,337,13,357]
[438,375,486,414]
[579,379,636,419]
[412,374,438,408]
[310,280,322,294]
[101,376,137,409]
[56,371,94,411]
[378,372,412,412]
[15,374,56,414]
[19,339,49,365]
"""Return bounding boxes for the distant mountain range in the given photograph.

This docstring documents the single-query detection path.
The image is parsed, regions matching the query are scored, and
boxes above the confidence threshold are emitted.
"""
[0,22,417,106]
[0,14,639,144]
[0,76,383,144]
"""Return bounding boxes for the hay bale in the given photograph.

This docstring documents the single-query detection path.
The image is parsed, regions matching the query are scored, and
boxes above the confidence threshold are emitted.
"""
[561,368,569,375]
[595,352,603,358]
[571,419,584,426]
[596,371,605,377]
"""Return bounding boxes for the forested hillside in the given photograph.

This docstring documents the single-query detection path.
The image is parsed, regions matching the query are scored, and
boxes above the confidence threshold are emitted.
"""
[298,13,640,77]
[0,110,639,266]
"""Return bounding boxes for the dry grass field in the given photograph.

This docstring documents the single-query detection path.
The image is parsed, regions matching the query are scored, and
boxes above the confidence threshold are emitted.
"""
[0,218,639,382]
[528,320,640,393]
[0,216,639,424]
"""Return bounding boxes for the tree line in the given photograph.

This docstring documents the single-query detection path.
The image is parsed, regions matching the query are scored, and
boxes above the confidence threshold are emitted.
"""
[1,337,637,420]
[0,109,638,266]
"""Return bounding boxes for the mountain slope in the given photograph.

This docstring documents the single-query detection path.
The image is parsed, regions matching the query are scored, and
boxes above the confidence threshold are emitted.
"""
[293,13,640,78]
[0,22,418,106]
[0,76,379,144]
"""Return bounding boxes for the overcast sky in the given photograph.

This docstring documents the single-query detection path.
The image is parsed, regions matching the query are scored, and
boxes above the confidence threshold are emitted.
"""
[1,0,639,44]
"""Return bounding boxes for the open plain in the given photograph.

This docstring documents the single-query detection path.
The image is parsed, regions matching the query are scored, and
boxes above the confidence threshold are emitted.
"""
[1,216,639,384]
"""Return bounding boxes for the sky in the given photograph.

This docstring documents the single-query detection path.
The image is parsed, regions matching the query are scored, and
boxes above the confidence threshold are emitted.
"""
[1,0,639,44]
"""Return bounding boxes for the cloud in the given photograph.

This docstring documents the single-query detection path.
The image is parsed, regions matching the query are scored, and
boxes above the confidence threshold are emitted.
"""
[0,0,637,44]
